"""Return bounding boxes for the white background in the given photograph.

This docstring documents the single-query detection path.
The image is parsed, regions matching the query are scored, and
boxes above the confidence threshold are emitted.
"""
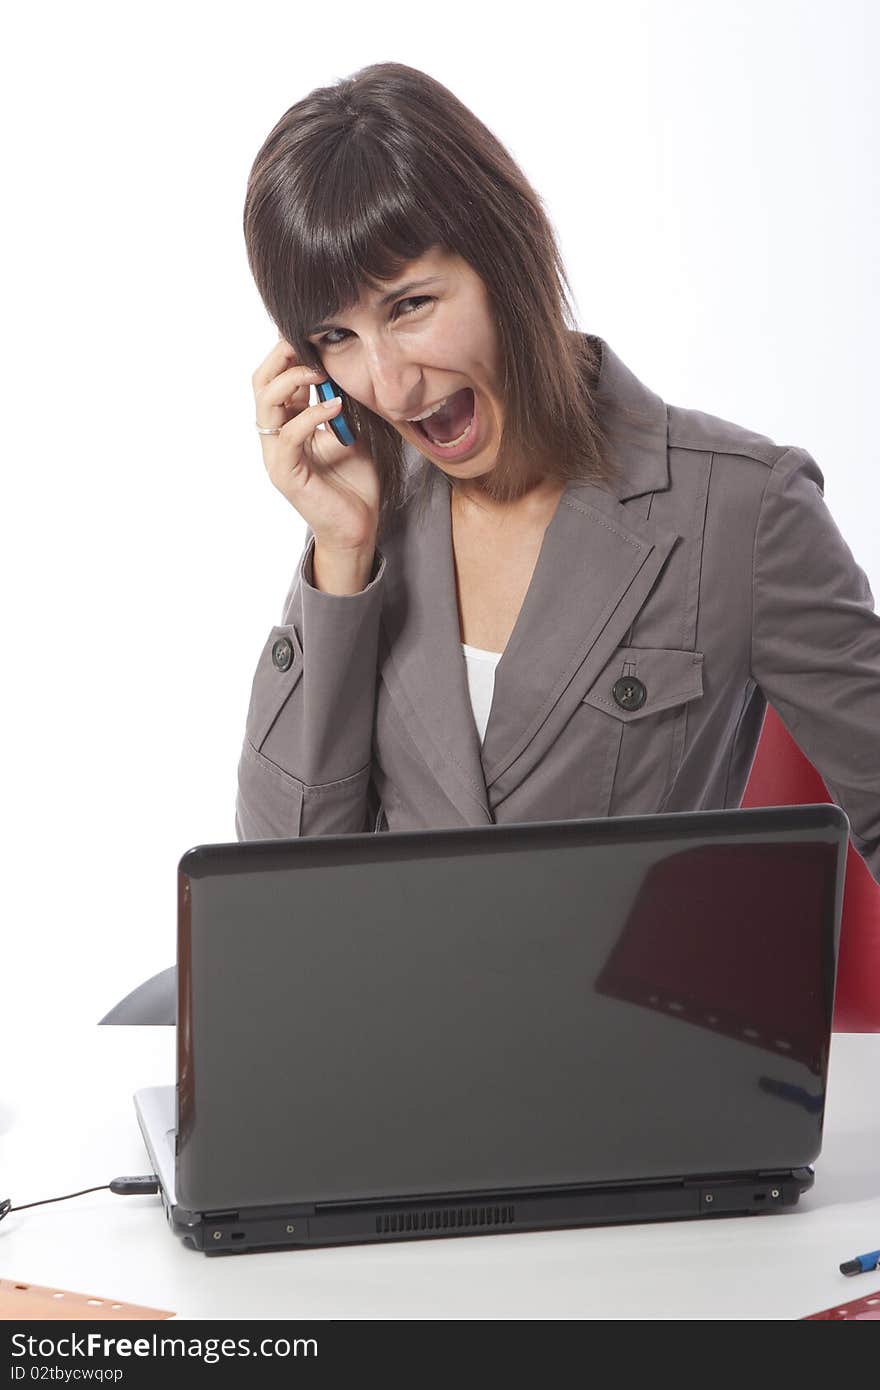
[2,0,877,1032]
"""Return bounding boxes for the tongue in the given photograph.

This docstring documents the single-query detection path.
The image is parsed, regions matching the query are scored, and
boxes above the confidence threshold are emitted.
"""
[422,387,474,443]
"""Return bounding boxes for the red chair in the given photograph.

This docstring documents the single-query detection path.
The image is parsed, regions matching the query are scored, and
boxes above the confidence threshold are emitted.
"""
[741,705,880,1030]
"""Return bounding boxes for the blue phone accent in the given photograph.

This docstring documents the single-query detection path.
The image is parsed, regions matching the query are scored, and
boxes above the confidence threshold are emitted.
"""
[315,376,356,447]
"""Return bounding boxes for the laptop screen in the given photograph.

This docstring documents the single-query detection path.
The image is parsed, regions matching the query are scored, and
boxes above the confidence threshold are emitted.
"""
[176,807,846,1211]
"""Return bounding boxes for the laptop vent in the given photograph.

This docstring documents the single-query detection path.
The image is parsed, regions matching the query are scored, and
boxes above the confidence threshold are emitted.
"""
[375,1203,515,1236]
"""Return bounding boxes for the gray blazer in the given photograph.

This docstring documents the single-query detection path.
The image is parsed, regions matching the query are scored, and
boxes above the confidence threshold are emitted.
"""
[235,334,880,886]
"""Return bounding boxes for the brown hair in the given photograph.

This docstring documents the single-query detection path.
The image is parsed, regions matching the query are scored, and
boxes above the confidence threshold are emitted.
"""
[243,62,617,539]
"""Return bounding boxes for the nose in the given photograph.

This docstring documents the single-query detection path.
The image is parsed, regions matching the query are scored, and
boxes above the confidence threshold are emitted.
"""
[360,340,423,421]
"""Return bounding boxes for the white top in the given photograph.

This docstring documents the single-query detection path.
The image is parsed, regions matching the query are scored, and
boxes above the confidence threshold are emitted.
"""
[461,642,502,745]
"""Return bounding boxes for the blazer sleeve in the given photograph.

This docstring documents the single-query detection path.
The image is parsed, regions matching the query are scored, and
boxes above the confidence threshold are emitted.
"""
[234,529,386,840]
[750,445,880,884]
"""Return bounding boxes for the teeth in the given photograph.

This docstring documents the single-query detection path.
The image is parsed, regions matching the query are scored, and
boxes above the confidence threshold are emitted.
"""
[407,396,448,423]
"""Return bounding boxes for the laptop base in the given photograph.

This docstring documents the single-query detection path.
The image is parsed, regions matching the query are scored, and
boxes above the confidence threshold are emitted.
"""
[135,1059,817,1256]
[166,1169,813,1256]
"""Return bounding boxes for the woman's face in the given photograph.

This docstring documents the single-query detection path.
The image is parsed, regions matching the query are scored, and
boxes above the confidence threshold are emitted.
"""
[305,246,504,484]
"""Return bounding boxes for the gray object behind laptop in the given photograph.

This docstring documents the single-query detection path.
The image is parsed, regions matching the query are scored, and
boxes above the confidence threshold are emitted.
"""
[100,967,176,1025]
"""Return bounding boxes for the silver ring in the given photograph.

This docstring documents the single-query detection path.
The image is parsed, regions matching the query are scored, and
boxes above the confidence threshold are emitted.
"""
[256,423,282,436]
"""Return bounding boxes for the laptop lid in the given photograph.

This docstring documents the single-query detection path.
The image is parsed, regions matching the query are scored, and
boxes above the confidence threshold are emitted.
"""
[174,805,848,1218]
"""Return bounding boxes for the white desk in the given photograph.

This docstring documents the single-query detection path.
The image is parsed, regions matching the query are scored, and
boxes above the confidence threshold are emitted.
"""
[1,1028,877,1320]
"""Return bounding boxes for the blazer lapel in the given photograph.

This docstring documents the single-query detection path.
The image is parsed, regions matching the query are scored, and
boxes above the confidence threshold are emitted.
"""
[480,479,680,795]
[378,334,680,823]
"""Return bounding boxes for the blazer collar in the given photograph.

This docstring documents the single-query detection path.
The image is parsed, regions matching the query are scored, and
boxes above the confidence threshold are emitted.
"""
[377,334,677,825]
[589,333,669,501]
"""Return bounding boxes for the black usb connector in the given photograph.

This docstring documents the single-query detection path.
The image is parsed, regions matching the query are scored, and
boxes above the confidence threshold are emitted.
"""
[109,1176,160,1195]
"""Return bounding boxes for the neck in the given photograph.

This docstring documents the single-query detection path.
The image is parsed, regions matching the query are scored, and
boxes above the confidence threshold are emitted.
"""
[451,474,566,524]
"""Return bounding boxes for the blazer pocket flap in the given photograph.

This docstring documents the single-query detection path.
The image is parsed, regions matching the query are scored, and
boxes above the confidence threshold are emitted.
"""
[582,646,704,722]
[245,622,304,750]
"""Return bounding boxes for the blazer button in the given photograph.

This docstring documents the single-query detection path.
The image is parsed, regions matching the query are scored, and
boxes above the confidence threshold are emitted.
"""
[271,637,294,672]
[612,675,647,711]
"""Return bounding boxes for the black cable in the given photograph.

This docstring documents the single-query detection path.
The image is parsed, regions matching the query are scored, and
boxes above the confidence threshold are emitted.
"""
[4,1185,110,1214]
[0,1176,159,1223]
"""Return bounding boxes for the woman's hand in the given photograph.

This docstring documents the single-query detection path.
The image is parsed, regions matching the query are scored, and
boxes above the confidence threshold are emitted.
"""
[252,337,381,554]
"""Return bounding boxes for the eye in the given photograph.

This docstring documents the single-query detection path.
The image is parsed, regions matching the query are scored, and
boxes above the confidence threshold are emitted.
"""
[317,296,433,348]
[395,295,432,318]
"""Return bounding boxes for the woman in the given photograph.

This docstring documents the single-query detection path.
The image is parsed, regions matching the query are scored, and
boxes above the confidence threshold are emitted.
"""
[238,61,880,886]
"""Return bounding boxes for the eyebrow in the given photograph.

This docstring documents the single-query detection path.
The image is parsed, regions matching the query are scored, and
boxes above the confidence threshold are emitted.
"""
[309,276,446,335]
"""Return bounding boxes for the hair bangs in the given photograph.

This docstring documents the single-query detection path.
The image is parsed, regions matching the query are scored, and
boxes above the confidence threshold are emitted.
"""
[275,141,449,362]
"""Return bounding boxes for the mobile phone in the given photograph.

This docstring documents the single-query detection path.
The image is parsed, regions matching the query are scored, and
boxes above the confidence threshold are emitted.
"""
[315,376,356,446]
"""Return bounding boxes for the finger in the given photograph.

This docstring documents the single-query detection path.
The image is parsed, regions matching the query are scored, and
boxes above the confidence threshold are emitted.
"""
[270,397,343,478]
[254,364,329,422]
[251,338,324,392]
[251,338,295,391]
[258,358,328,403]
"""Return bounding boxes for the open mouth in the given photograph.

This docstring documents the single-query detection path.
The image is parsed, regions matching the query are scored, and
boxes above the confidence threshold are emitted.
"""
[412,386,475,448]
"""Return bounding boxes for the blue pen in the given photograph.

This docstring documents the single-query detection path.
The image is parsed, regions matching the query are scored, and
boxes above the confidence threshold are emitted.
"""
[840,1248,880,1276]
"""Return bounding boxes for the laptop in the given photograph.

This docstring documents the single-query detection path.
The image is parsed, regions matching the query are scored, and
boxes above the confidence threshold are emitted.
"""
[134,803,849,1255]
